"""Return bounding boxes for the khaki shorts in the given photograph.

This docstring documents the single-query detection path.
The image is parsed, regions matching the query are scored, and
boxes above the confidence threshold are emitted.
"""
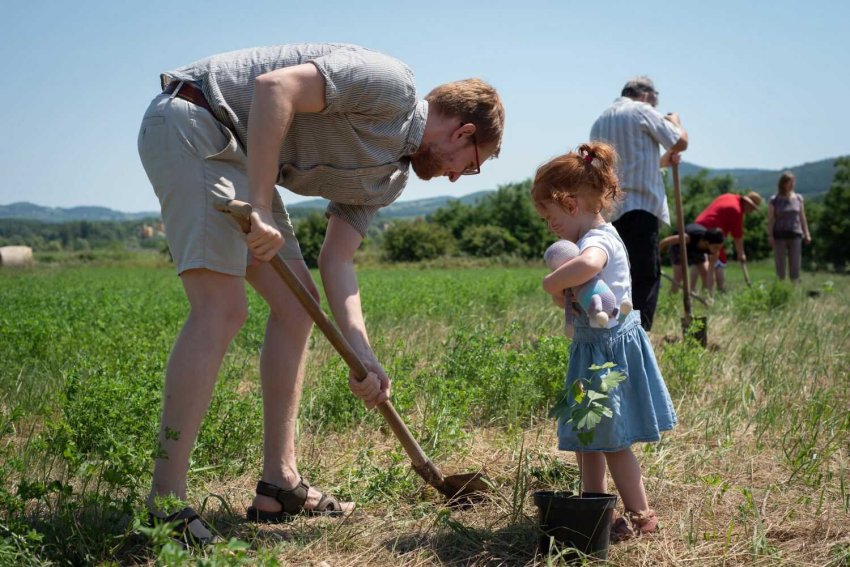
[137,90,303,276]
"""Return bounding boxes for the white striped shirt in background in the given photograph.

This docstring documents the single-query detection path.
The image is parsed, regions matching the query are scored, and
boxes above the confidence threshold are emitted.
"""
[590,97,682,225]
[162,43,427,236]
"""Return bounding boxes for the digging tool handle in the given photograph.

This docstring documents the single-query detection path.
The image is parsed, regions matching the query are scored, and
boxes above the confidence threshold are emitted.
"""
[661,271,708,306]
[671,162,693,324]
[215,199,442,482]
[742,260,752,288]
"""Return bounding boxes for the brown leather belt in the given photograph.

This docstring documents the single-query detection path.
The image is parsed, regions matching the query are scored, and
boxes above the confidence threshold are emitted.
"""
[164,81,214,115]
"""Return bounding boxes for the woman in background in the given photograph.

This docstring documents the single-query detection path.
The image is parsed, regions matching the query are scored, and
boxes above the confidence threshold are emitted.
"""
[768,171,811,282]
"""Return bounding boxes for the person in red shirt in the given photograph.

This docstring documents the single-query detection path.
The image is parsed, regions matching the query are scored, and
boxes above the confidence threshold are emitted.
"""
[694,191,763,294]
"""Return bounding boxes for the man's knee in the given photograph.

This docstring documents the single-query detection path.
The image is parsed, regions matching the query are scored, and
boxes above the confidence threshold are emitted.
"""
[195,299,248,341]
[182,270,249,338]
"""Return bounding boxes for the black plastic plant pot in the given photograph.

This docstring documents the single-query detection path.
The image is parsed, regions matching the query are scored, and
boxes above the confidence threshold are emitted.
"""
[533,490,617,561]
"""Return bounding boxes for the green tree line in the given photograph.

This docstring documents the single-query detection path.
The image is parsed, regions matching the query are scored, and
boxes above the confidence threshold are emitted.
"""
[369,159,849,271]
[4,158,849,271]
[0,218,162,252]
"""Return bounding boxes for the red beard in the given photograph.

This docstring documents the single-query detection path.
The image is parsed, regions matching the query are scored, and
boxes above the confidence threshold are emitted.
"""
[410,143,444,180]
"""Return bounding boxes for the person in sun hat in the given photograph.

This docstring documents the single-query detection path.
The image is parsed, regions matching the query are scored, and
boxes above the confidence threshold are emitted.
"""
[590,75,689,332]
[137,42,505,546]
[694,191,763,294]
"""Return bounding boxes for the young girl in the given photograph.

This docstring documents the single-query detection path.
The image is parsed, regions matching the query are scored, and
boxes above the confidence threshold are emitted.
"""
[532,142,677,541]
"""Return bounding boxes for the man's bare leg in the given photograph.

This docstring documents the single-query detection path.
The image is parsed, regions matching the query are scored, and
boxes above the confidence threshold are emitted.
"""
[148,269,247,513]
[245,259,352,512]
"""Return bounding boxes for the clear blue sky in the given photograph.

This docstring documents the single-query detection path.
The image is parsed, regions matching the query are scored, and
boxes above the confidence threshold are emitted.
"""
[1,0,847,212]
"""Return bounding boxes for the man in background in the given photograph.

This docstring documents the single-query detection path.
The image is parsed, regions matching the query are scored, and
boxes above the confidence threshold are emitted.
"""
[590,76,688,331]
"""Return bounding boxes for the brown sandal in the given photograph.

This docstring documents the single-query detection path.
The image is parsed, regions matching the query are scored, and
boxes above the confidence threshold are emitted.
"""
[610,509,657,543]
[245,478,345,523]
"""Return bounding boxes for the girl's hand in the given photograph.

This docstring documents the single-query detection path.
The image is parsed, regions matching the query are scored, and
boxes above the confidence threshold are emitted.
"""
[768,235,775,249]
[551,292,567,309]
[542,247,607,296]
[804,235,812,245]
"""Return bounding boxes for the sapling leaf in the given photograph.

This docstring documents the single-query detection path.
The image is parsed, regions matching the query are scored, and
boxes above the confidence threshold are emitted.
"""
[577,431,595,445]
[571,405,591,422]
[570,380,586,404]
[576,406,603,431]
[586,391,608,402]
[600,370,626,391]
[552,362,623,456]
[598,370,623,393]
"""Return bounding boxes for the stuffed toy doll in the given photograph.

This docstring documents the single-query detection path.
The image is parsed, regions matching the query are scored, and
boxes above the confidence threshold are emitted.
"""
[544,239,632,336]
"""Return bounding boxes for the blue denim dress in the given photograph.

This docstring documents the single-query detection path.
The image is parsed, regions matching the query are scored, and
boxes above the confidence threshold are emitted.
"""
[557,310,677,452]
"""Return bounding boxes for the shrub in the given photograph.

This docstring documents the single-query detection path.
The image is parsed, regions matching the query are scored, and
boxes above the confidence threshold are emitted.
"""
[459,224,520,257]
[382,219,455,262]
[429,180,551,259]
[731,280,793,318]
[294,211,328,268]
[814,157,850,272]
[432,325,567,427]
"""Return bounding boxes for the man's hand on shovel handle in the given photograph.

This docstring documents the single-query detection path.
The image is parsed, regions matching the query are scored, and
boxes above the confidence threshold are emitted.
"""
[247,208,284,261]
[349,363,391,410]
[661,150,682,168]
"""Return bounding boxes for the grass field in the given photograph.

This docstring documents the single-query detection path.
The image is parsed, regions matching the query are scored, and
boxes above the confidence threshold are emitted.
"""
[1,258,848,565]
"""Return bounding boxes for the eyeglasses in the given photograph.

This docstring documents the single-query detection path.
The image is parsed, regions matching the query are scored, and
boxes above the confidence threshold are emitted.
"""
[460,128,481,176]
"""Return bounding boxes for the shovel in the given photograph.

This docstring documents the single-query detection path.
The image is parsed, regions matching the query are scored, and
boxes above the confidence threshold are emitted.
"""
[741,260,753,288]
[671,162,707,346]
[216,199,488,501]
[660,271,709,306]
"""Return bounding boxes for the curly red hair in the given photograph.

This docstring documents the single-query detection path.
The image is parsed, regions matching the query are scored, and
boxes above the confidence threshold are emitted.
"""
[531,142,622,216]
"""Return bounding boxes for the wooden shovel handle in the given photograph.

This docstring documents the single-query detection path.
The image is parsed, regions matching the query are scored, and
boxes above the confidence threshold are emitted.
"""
[671,162,693,323]
[214,199,438,474]
[741,260,752,287]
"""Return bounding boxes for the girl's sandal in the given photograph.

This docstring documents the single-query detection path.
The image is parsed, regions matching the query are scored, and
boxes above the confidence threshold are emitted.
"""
[610,509,657,543]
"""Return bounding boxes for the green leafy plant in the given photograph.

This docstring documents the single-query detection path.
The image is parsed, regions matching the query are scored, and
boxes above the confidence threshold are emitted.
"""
[549,363,626,447]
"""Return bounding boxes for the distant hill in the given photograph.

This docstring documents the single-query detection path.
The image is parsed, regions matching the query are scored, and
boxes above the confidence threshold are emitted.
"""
[0,202,160,223]
[1,157,842,223]
[288,190,491,219]
[679,157,841,198]
[0,191,492,223]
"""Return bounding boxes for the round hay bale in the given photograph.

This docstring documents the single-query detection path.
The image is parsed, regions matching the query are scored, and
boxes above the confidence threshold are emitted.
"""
[0,246,34,267]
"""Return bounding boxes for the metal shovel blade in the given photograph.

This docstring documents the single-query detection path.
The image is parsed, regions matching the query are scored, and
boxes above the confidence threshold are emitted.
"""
[443,471,490,503]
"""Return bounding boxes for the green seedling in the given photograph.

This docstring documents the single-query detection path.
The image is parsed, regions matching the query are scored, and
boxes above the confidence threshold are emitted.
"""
[549,363,625,447]
[548,362,626,496]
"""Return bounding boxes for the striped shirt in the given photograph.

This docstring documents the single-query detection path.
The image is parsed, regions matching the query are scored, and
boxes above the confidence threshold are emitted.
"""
[162,43,427,236]
[590,97,682,225]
